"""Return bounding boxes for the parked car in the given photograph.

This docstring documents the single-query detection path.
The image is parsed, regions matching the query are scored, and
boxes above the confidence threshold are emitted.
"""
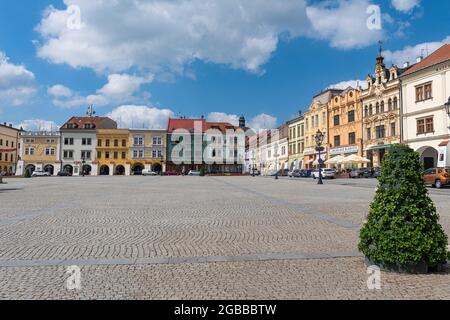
[363,167,381,178]
[279,169,289,177]
[299,169,313,178]
[312,169,336,179]
[423,167,450,189]
[57,171,72,177]
[188,170,201,176]
[289,169,300,178]
[32,171,51,177]
[164,171,179,176]
[142,169,158,176]
[349,168,366,179]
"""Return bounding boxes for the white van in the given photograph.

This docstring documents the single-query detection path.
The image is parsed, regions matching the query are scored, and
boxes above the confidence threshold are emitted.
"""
[142,169,157,176]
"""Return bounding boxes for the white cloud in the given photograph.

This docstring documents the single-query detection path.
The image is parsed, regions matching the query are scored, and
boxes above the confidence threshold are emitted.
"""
[36,0,388,77]
[391,0,420,13]
[0,52,37,106]
[97,74,153,100]
[207,112,240,126]
[16,119,59,132]
[328,80,368,90]
[107,105,174,129]
[47,84,72,97]
[48,73,152,108]
[306,0,383,49]
[249,113,277,130]
[36,0,311,75]
[383,36,450,66]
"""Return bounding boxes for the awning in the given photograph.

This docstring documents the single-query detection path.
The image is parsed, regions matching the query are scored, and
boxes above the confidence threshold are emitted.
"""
[366,144,393,151]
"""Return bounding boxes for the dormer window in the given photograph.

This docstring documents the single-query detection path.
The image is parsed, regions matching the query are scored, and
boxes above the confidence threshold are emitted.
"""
[84,124,93,129]
[67,124,76,129]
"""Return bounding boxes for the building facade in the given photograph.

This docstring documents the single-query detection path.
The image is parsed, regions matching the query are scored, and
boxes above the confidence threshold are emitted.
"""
[303,89,342,169]
[166,118,245,174]
[129,129,166,175]
[16,131,60,176]
[96,129,130,176]
[327,88,364,166]
[361,47,407,167]
[401,44,450,169]
[287,115,305,171]
[60,116,117,176]
[0,122,20,175]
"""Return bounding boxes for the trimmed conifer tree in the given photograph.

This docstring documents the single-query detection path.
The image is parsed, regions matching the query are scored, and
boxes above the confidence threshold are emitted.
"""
[359,144,448,272]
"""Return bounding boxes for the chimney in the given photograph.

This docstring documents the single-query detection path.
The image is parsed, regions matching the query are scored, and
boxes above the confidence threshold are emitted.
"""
[403,61,410,68]
[416,56,423,63]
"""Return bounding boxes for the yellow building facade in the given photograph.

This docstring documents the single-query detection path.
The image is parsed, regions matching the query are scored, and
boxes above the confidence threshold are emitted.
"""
[16,132,61,176]
[287,115,305,170]
[303,89,343,169]
[327,88,364,168]
[129,129,166,175]
[0,123,20,175]
[96,129,130,176]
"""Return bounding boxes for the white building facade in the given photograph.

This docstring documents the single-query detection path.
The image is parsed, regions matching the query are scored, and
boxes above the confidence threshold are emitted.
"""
[401,44,450,169]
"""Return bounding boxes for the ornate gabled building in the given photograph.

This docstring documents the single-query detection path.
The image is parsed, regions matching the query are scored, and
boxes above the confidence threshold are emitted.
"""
[0,122,20,175]
[287,114,305,171]
[361,46,410,167]
[327,87,364,165]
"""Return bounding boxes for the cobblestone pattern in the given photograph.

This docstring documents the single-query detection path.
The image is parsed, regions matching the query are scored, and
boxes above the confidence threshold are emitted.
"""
[0,176,449,299]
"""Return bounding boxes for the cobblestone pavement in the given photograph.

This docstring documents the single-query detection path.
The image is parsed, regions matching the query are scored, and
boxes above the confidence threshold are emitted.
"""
[0,176,449,300]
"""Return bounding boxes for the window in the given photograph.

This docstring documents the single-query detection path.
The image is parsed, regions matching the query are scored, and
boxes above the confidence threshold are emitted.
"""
[369,105,373,116]
[388,99,392,111]
[67,124,76,129]
[158,150,163,158]
[311,116,314,128]
[122,139,127,147]
[0,139,2,145]
[348,110,355,123]
[106,139,110,147]
[63,150,73,159]
[375,125,385,139]
[134,136,143,146]
[105,151,110,159]
[82,138,92,145]
[367,128,372,140]
[381,101,385,113]
[64,138,74,145]
[334,135,341,147]
[322,112,326,125]
[98,139,102,147]
[348,132,356,145]
[391,123,396,136]
[334,115,340,126]
[97,151,102,159]
[114,152,118,159]
[84,124,93,129]
[122,152,126,159]
[11,142,14,148]
[114,139,119,147]
[81,151,91,160]
[417,117,434,134]
[45,148,55,156]
[393,97,398,109]
[365,106,369,117]
[416,82,432,102]
[153,137,162,145]
[315,115,319,127]
[376,103,380,114]
[425,83,432,100]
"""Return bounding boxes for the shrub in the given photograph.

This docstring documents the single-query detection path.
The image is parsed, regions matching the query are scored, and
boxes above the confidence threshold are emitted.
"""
[359,144,448,271]
[199,167,206,177]
[24,170,31,178]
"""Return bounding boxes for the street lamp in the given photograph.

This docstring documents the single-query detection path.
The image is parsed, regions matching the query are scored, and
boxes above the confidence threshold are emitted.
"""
[81,157,86,177]
[315,129,325,185]
[274,145,280,180]
[445,97,450,118]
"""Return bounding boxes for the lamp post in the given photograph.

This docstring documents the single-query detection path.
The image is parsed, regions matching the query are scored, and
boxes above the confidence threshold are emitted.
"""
[445,97,450,118]
[81,157,86,177]
[274,145,280,180]
[315,129,325,185]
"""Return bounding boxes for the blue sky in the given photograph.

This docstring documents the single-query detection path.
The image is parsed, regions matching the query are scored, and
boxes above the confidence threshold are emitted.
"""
[0,0,449,131]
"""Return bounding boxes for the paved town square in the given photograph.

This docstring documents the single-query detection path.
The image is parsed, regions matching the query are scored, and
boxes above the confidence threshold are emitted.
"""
[0,176,449,300]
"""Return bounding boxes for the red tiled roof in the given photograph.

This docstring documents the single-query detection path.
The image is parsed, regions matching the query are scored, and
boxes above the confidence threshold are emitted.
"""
[402,44,450,77]
[167,118,238,133]
[60,117,116,130]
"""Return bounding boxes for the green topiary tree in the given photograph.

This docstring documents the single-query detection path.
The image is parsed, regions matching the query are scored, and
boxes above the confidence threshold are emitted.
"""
[359,144,448,273]
[199,167,206,177]
[24,170,31,178]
